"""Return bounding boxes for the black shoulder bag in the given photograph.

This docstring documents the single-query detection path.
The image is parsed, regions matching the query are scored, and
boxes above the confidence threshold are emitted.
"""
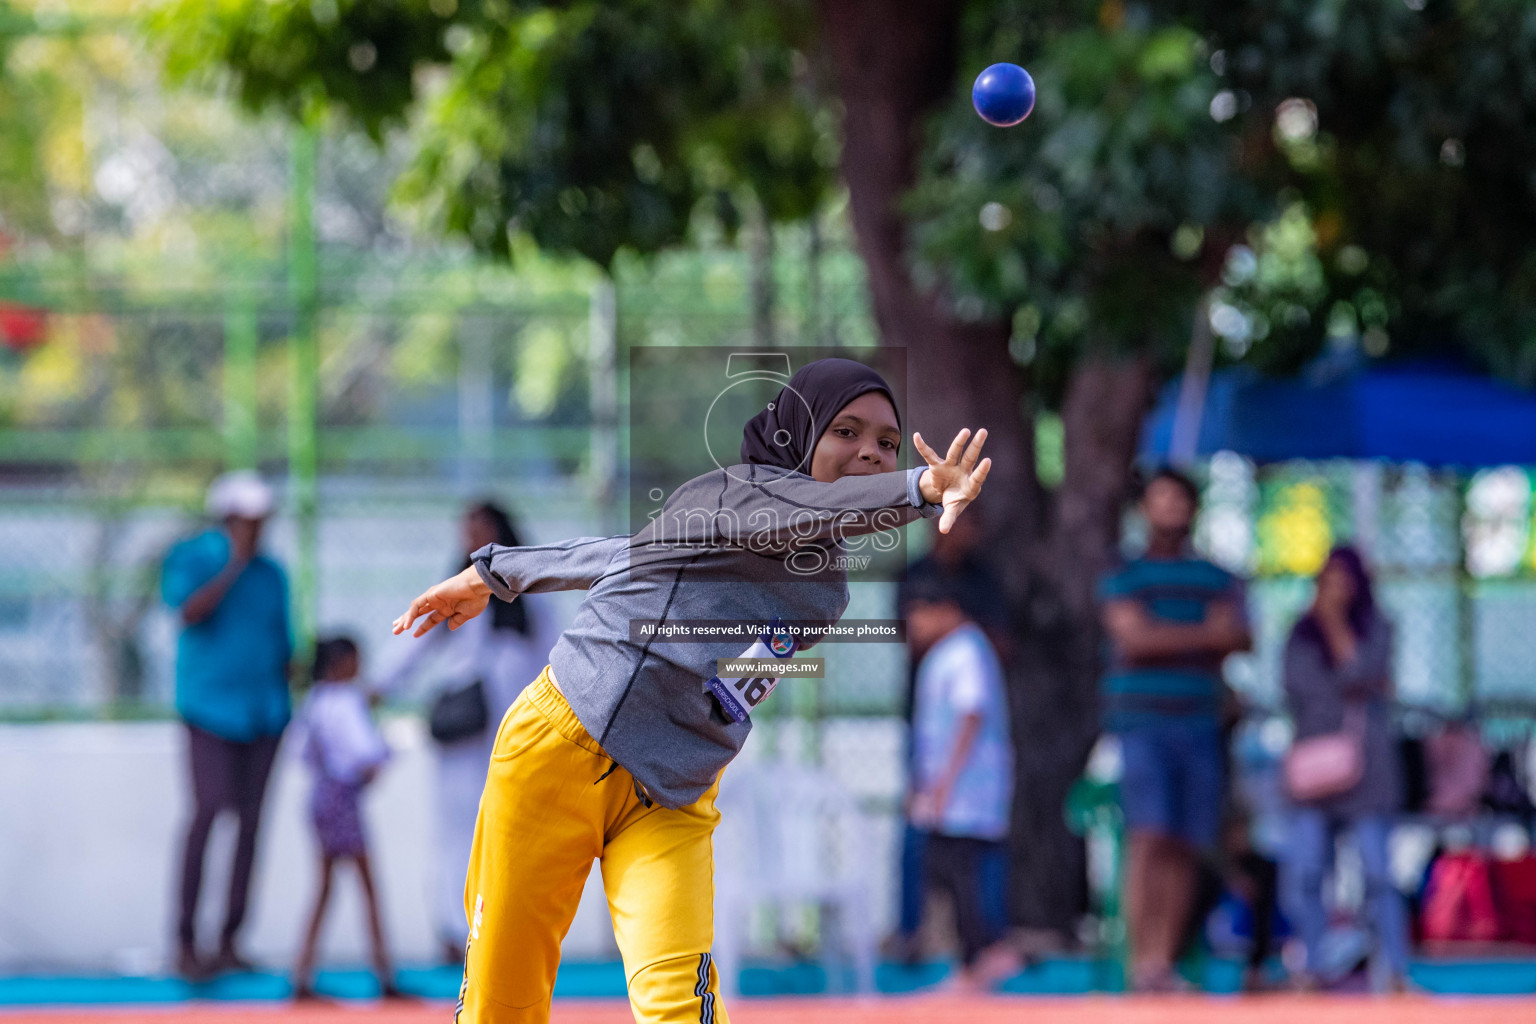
[428,679,489,744]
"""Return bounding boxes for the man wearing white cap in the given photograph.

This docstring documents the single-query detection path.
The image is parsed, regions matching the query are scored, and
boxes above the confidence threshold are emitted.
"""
[160,470,293,979]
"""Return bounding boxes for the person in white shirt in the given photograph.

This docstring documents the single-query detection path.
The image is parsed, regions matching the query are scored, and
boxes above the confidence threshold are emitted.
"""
[906,579,1016,987]
[376,502,560,964]
[292,636,396,1000]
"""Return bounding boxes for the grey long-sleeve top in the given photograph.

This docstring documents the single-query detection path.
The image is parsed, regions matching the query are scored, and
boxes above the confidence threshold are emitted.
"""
[1282,612,1401,817]
[472,462,942,808]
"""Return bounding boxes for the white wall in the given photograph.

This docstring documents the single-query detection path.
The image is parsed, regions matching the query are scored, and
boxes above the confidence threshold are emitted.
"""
[0,711,906,975]
[0,719,618,974]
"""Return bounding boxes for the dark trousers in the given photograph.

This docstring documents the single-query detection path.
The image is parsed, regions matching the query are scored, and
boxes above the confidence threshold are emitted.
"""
[1186,851,1279,969]
[899,823,928,938]
[178,724,282,950]
[1237,850,1279,970]
[901,825,1010,940]
[925,834,1006,966]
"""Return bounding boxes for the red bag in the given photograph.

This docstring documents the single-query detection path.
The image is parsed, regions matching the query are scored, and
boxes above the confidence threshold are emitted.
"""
[1492,856,1536,945]
[1421,851,1502,943]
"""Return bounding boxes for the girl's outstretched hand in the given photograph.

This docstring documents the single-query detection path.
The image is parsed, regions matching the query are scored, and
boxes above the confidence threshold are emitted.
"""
[392,565,494,638]
[913,427,992,534]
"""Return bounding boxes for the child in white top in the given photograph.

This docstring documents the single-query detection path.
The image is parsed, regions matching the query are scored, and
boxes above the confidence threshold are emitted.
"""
[292,636,398,1000]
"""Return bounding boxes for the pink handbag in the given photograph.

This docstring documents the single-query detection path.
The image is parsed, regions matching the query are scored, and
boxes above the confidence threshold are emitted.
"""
[1285,706,1366,802]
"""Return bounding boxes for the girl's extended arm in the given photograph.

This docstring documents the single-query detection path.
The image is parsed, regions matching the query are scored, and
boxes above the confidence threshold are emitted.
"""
[394,429,990,638]
[393,535,629,638]
[472,534,632,601]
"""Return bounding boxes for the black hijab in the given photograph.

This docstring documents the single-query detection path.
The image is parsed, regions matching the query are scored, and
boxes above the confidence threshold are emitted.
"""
[739,358,900,473]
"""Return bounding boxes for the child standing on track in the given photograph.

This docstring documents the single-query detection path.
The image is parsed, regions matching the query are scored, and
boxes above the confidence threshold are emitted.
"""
[904,577,1016,989]
[292,636,398,1001]
[393,358,992,1024]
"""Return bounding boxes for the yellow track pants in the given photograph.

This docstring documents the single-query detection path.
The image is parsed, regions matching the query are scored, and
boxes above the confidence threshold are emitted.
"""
[455,665,729,1024]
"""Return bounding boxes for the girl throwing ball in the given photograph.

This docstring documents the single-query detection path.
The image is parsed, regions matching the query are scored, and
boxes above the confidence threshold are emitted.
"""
[393,358,991,1024]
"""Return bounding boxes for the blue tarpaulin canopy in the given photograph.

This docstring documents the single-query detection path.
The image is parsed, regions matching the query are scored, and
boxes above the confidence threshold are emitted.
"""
[1141,356,1536,469]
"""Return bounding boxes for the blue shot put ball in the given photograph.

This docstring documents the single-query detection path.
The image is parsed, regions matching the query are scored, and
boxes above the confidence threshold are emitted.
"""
[972,63,1036,127]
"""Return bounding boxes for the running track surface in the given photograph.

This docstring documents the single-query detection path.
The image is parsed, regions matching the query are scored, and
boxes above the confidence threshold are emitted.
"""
[3,996,1535,1024]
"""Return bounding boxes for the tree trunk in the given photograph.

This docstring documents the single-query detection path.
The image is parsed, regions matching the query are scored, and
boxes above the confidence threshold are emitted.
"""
[1055,354,1158,621]
[1007,352,1157,933]
[816,0,1161,940]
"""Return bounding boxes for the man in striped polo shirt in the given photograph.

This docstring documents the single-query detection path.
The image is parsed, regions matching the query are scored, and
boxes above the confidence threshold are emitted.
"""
[1099,467,1250,992]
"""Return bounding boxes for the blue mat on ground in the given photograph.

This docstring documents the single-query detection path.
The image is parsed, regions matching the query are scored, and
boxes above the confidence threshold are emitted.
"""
[0,956,1532,1004]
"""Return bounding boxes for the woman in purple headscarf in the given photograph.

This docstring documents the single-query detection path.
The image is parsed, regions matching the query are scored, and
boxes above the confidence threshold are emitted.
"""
[1281,546,1409,991]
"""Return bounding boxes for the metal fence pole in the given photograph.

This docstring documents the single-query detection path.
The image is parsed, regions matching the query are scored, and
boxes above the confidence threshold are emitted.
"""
[1454,473,1475,710]
[588,277,619,534]
[288,124,319,657]
[457,313,495,496]
[223,299,259,471]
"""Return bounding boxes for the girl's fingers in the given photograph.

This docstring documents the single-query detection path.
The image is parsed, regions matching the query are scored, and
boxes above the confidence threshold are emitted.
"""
[959,428,989,472]
[912,431,942,467]
[943,428,973,466]
[413,609,445,638]
[393,596,427,635]
[939,499,965,534]
[968,457,992,493]
[942,494,977,534]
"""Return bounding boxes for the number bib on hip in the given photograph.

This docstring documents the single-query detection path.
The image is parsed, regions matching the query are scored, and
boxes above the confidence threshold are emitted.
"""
[703,618,800,724]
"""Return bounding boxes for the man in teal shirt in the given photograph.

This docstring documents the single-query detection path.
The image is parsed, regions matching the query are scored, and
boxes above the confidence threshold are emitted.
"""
[1099,468,1250,992]
[161,471,292,979]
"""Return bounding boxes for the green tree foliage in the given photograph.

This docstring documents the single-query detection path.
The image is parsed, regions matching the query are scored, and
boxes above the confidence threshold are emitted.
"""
[152,0,469,139]
[1184,0,1536,382]
[153,0,834,268]
[127,0,1536,400]
[0,4,56,239]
